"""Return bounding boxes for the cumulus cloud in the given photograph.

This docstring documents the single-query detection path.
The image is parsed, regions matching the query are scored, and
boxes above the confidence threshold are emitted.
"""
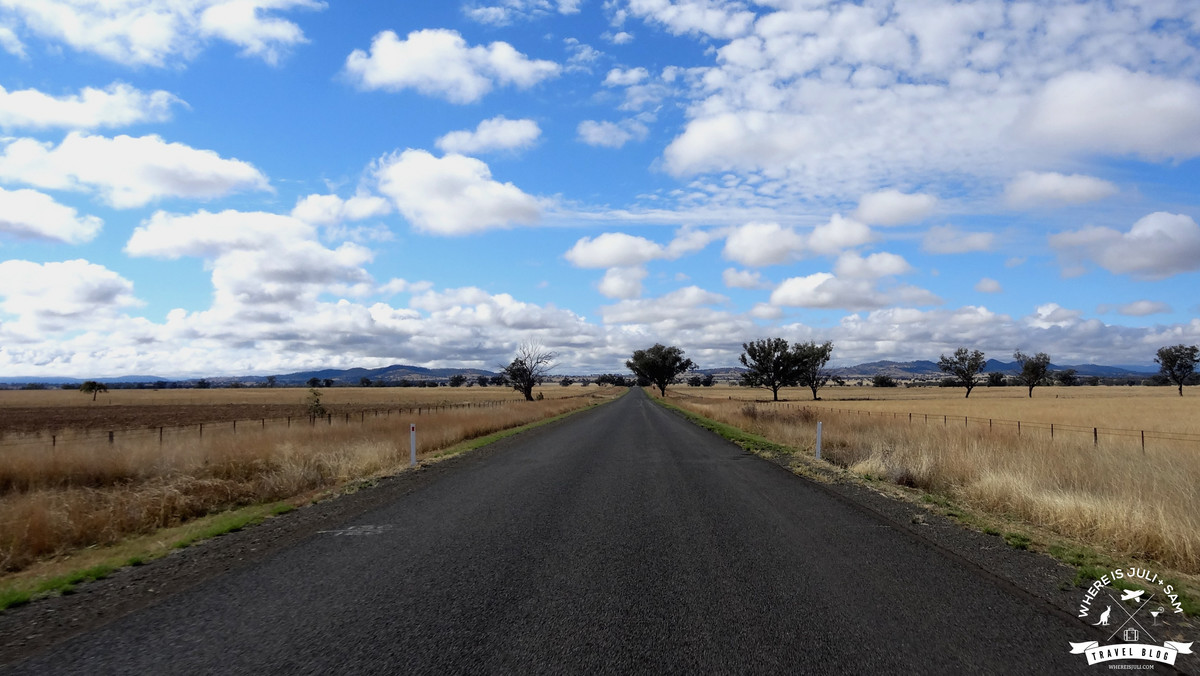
[374,149,541,235]
[603,67,649,87]
[0,133,269,208]
[722,221,805,266]
[975,277,1002,293]
[601,285,729,326]
[1049,212,1200,280]
[565,232,666,268]
[0,187,102,243]
[1101,300,1172,317]
[0,0,321,67]
[922,224,995,254]
[577,119,648,148]
[0,259,138,329]
[722,267,769,289]
[625,0,756,39]
[291,192,391,226]
[770,271,938,311]
[344,29,560,103]
[808,215,873,255]
[1005,171,1118,208]
[598,266,648,299]
[465,0,581,25]
[854,190,937,226]
[1020,67,1200,162]
[0,82,182,130]
[436,116,541,154]
[833,252,912,280]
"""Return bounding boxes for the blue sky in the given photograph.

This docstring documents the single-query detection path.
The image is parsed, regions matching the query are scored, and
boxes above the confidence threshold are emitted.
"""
[1,0,1199,377]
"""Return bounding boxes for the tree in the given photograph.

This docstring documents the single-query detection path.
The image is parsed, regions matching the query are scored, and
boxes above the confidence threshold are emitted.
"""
[359,376,372,387]
[306,377,320,388]
[559,377,574,387]
[502,342,555,401]
[937,347,986,398]
[873,374,897,387]
[322,378,334,388]
[739,338,801,402]
[477,375,490,387]
[266,375,277,388]
[1013,350,1051,398]
[1055,369,1078,387]
[79,380,108,401]
[701,373,715,387]
[1156,344,1200,396]
[449,374,467,387]
[794,340,834,401]
[626,343,695,397]
[195,378,211,389]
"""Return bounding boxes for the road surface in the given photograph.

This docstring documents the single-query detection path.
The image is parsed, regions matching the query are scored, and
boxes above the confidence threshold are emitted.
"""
[4,388,1105,673]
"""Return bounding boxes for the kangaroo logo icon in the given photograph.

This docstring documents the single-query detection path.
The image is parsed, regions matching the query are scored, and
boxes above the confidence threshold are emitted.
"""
[1094,606,1111,626]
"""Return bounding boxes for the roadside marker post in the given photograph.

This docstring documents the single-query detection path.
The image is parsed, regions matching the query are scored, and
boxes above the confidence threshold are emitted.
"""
[815,421,823,461]
[410,424,417,467]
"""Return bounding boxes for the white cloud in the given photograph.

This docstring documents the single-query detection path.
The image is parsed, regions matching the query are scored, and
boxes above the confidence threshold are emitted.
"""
[854,189,937,226]
[771,267,939,311]
[436,116,541,154]
[625,0,756,39]
[0,187,102,243]
[922,224,995,254]
[603,67,649,87]
[722,267,769,289]
[0,25,25,57]
[291,192,391,226]
[0,82,181,130]
[608,31,634,45]
[566,232,665,268]
[0,0,321,67]
[1049,212,1200,281]
[127,209,310,259]
[975,277,1002,293]
[577,119,648,148]
[602,285,728,325]
[833,252,912,280]
[808,215,873,255]
[598,266,648,299]
[0,133,269,208]
[1105,300,1172,317]
[464,0,581,24]
[374,149,541,235]
[0,259,138,329]
[344,29,560,103]
[722,221,805,267]
[1005,171,1118,208]
[1026,302,1083,330]
[1019,67,1200,162]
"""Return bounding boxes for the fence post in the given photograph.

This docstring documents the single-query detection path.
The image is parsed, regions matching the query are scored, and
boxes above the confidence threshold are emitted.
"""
[233,420,236,433]
[1051,424,1054,439]
[1094,428,1098,446]
[1141,430,1145,453]
[159,427,163,444]
[52,434,56,447]
[410,424,417,467]
[108,431,114,444]
[815,421,823,461]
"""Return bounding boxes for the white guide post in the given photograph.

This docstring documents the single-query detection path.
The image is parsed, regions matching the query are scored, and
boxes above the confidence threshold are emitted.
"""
[410,423,417,467]
[815,421,823,460]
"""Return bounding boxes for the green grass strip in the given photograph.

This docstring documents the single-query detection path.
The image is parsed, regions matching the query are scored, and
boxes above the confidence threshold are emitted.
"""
[653,397,799,457]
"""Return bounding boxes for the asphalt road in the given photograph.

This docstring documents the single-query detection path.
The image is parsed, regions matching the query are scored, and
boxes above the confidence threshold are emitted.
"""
[5,388,1103,674]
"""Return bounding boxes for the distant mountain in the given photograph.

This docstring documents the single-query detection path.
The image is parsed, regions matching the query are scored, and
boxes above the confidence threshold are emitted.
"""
[832,359,1155,379]
[0,375,168,385]
[271,364,497,385]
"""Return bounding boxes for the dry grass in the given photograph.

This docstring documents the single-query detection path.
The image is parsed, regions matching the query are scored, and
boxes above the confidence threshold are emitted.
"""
[666,386,1200,574]
[0,390,616,573]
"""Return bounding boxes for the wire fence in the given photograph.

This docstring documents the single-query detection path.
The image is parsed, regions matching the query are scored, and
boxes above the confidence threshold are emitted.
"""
[765,402,1200,452]
[0,397,568,450]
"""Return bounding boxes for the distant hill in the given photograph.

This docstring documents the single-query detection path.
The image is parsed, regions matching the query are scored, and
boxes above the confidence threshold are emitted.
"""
[0,359,1158,388]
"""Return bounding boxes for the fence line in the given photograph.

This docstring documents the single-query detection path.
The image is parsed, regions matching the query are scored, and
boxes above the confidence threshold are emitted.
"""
[764,402,1200,451]
[0,395,589,450]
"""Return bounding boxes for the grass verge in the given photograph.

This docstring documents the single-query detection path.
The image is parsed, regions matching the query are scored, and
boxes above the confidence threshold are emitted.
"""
[0,391,620,612]
[652,392,1200,618]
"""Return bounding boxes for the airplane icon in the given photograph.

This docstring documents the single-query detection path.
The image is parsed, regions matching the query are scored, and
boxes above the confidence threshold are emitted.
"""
[1120,590,1145,602]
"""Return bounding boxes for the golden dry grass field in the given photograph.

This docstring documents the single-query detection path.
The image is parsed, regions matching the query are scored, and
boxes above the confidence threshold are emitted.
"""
[666,384,1200,575]
[0,385,619,575]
